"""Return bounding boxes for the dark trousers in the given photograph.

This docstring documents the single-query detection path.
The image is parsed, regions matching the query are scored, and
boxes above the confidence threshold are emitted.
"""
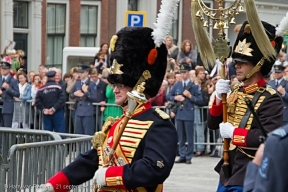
[43,109,65,133]
[93,115,103,132]
[176,120,194,160]
[76,116,94,135]
[2,114,13,127]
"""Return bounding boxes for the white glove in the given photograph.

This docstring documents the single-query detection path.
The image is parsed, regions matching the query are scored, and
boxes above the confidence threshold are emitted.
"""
[220,122,235,138]
[93,168,108,189]
[215,79,230,100]
[36,183,55,192]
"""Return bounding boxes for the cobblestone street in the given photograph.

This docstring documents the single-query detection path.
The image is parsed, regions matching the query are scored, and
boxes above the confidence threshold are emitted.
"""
[164,156,221,192]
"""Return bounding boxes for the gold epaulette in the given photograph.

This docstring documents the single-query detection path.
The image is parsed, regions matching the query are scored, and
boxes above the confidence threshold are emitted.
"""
[154,108,170,119]
[266,85,276,95]
[91,116,118,149]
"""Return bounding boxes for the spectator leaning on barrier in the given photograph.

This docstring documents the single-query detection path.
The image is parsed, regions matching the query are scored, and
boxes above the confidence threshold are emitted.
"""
[35,71,65,133]
[0,56,20,127]
[71,64,97,135]
[12,72,32,128]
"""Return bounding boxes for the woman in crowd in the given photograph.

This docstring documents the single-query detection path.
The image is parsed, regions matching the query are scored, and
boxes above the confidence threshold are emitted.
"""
[30,74,42,129]
[165,35,179,72]
[95,43,110,67]
[177,39,197,70]
[102,68,123,121]
[94,51,107,74]
[13,72,32,128]
[63,73,72,83]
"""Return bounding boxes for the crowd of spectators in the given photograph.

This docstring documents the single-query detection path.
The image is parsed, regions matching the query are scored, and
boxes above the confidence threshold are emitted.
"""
[1,36,287,158]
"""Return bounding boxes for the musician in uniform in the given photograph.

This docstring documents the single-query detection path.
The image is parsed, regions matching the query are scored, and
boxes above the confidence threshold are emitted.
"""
[35,71,66,133]
[208,21,284,191]
[37,27,178,192]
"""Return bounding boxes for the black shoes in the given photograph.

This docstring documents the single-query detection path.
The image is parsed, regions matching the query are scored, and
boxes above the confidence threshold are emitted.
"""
[175,158,186,163]
[175,158,192,164]
[186,160,191,164]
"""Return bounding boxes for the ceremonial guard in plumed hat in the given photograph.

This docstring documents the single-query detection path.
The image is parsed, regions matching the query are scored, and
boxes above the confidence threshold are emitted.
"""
[37,1,180,192]
[242,12,288,192]
[205,1,287,191]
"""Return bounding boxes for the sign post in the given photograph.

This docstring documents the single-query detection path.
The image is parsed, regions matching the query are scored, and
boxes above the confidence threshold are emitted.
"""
[125,11,147,27]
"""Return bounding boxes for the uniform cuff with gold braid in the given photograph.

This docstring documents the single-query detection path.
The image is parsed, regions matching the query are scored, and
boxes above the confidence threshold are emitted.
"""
[209,97,223,117]
[105,166,126,189]
[47,172,70,192]
[232,128,249,147]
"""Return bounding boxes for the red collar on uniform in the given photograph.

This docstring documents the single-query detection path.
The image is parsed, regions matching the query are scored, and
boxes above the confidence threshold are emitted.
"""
[128,102,152,118]
[243,77,266,93]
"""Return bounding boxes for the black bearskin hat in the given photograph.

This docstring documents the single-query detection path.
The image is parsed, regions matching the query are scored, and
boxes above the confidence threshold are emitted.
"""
[107,27,167,98]
[232,21,283,76]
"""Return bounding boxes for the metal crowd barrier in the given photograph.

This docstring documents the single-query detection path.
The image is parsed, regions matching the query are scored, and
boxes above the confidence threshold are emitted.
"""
[0,135,93,192]
[0,128,62,163]
[11,100,220,152]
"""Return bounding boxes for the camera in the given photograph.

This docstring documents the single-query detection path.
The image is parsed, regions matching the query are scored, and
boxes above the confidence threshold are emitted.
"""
[167,102,175,110]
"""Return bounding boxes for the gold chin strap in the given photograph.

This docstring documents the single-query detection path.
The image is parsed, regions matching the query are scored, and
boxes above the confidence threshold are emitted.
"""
[245,57,266,79]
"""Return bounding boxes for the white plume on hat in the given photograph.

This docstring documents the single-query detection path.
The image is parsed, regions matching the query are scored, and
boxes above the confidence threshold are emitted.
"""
[276,12,288,37]
[152,0,180,47]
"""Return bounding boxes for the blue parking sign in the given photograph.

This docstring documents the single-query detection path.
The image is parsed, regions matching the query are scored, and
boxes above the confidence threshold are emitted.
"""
[125,11,147,27]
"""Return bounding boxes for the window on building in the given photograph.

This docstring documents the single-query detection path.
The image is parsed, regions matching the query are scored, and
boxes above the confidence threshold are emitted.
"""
[169,4,179,45]
[80,5,98,47]
[128,0,138,11]
[46,4,66,68]
[13,1,29,28]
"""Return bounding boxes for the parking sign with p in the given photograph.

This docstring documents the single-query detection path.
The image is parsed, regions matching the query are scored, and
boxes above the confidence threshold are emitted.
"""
[125,11,147,27]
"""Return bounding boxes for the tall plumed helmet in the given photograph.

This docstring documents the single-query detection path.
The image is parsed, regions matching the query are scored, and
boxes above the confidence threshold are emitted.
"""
[108,0,179,97]
[107,27,167,98]
[232,21,283,77]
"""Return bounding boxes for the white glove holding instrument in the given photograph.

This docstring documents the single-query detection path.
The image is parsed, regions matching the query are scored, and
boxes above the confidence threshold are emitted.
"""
[215,79,230,100]
[93,167,108,189]
[220,122,235,138]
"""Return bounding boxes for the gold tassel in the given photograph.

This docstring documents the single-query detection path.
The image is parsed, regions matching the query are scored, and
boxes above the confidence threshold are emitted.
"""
[244,0,277,61]
[191,0,216,69]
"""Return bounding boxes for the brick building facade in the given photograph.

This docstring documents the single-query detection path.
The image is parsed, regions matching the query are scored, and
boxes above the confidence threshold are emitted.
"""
[0,0,287,73]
